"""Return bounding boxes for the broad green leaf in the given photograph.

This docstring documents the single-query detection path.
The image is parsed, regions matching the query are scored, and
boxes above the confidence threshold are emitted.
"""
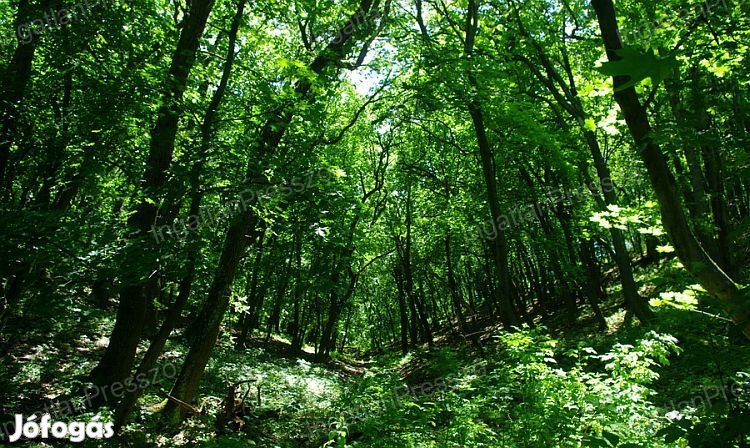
[596,47,679,91]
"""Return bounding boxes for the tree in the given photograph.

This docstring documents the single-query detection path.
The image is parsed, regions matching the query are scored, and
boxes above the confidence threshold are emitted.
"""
[162,0,389,419]
[591,0,749,339]
[89,0,217,397]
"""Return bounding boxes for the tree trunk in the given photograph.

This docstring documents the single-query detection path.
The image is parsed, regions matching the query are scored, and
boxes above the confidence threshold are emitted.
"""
[580,237,608,330]
[510,0,654,323]
[265,256,292,340]
[162,0,382,420]
[237,232,267,348]
[690,74,733,276]
[394,265,409,354]
[0,0,53,191]
[463,0,518,327]
[592,0,749,338]
[583,130,654,322]
[35,71,73,208]
[163,211,260,421]
[111,0,245,422]
[415,279,433,345]
[90,0,217,395]
[290,230,304,353]
[320,263,359,356]
[445,234,466,333]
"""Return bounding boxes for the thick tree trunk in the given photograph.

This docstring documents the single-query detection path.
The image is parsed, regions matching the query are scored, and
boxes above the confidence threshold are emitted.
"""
[113,248,196,427]
[592,0,749,339]
[163,211,260,421]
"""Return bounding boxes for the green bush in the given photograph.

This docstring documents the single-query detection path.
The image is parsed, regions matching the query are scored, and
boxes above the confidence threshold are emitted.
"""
[342,327,683,448]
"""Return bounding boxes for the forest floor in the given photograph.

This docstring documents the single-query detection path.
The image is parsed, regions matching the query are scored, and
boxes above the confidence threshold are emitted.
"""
[1,258,749,447]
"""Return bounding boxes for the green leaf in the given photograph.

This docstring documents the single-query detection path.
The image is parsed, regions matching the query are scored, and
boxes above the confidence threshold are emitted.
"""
[596,47,679,91]
[584,117,597,132]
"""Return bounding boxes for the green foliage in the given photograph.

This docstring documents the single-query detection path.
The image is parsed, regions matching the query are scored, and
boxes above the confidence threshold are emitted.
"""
[331,327,685,448]
[324,418,351,448]
[1,0,749,446]
[595,47,680,91]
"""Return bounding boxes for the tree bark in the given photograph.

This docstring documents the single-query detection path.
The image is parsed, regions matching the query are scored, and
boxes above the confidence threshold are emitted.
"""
[90,0,216,396]
[584,130,654,322]
[591,0,749,338]
[265,255,292,340]
[290,230,304,353]
[690,74,733,276]
[394,264,409,354]
[463,0,519,327]
[509,1,654,323]
[579,237,608,330]
[0,0,54,191]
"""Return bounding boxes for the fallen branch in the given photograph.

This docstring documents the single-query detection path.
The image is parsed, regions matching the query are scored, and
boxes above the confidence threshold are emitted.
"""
[164,392,200,415]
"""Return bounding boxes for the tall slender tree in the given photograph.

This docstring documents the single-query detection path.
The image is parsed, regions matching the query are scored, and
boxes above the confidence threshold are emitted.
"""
[90,0,217,395]
[591,0,749,338]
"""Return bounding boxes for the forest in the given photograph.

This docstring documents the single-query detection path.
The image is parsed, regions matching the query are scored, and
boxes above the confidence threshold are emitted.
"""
[0,0,749,445]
